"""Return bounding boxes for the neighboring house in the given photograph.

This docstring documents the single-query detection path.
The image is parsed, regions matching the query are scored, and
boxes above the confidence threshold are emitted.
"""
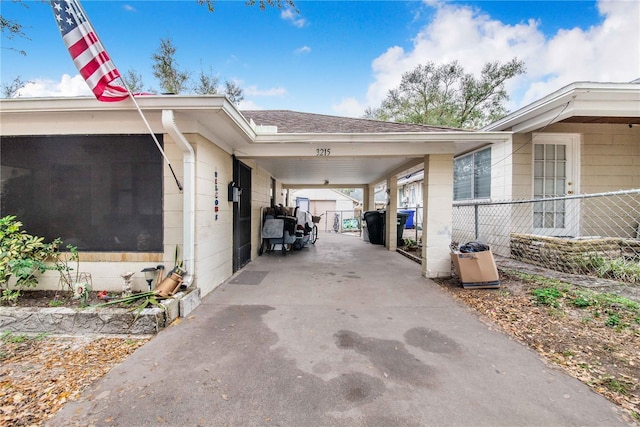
[289,188,360,217]
[289,188,361,233]
[1,98,509,300]
[453,81,640,256]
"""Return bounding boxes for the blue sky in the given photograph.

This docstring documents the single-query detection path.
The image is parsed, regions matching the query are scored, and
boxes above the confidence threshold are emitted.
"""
[1,0,638,117]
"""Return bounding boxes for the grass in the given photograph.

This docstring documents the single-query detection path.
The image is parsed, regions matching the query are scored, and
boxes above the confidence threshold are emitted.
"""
[595,376,630,396]
[577,253,640,283]
[509,270,640,331]
[0,331,49,360]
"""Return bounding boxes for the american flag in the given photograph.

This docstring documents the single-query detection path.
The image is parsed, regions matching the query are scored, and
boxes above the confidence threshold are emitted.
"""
[51,0,129,102]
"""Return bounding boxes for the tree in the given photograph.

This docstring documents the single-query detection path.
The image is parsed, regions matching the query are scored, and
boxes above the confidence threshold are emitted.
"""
[151,38,190,94]
[0,1,30,57]
[121,69,145,93]
[365,58,525,129]
[224,81,244,105]
[2,76,31,98]
[198,0,296,12]
[193,65,220,95]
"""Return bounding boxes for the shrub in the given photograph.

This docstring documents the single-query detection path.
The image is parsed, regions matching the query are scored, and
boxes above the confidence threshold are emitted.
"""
[0,215,61,299]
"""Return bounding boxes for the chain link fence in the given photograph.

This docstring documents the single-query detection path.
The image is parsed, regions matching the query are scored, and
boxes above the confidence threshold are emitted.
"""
[323,210,362,236]
[452,189,640,283]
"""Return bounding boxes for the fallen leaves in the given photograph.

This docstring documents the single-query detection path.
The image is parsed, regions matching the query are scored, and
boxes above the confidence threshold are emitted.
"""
[435,273,640,424]
[0,335,149,426]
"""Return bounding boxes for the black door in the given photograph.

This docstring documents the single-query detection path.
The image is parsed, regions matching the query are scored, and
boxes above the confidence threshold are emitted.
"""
[233,157,252,272]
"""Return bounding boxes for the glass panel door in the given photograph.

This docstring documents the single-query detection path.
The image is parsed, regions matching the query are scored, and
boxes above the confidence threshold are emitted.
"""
[532,134,579,236]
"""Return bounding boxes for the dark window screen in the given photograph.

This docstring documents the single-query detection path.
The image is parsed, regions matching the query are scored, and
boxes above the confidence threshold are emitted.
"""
[1,135,163,252]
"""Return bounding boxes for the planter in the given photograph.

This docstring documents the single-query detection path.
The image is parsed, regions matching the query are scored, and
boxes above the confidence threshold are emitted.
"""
[155,272,183,297]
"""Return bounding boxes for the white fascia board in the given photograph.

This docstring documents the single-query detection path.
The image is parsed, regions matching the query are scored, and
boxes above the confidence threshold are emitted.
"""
[0,96,257,146]
[0,95,224,113]
[485,82,640,132]
[252,131,510,144]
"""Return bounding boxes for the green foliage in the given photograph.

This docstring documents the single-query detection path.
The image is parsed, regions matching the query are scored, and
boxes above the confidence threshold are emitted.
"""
[223,80,244,105]
[605,313,621,328]
[1,331,27,344]
[365,58,526,129]
[151,38,191,94]
[121,68,145,93]
[93,291,168,323]
[517,270,639,331]
[596,376,629,395]
[0,215,60,297]
[1,289,21,304]
[531,287,563,307]
[402,238,418,248]
[577,253,640,283]
[193,65,220,95]
[198,0,297,12]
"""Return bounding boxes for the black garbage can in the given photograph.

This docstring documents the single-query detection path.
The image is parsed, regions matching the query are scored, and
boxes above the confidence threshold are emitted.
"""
[396,212,409,246]
[363,210,385,245]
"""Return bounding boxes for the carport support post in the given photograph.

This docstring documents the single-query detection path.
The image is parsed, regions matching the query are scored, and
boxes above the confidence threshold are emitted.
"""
[421,154,454,278]
[385,177,398,251]
[364,185,375,211]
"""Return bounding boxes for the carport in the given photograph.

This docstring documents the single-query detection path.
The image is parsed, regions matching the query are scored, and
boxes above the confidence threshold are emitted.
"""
[237,110,511,278]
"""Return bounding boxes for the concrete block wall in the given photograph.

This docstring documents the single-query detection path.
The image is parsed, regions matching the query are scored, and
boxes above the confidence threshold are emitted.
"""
[191,134,234,297]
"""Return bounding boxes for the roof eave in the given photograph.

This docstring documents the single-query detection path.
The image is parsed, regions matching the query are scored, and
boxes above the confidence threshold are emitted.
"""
[484,82,640,133]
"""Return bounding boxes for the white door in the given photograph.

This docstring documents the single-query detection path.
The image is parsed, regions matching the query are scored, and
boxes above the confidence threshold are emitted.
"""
[532,134,580,236]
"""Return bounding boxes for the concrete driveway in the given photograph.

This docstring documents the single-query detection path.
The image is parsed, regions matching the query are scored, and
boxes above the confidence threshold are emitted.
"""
[49,232,628,426]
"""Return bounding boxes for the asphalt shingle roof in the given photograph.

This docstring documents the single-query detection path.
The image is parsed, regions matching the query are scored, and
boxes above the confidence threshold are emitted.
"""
[241,110,461,134]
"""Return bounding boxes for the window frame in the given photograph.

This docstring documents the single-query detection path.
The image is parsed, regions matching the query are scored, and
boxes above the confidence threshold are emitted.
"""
[453,147,492,201]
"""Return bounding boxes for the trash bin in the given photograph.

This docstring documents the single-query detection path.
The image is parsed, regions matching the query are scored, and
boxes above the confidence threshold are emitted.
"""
[363,210,385,245]
[399,209,415,229]
[396,212,409,246]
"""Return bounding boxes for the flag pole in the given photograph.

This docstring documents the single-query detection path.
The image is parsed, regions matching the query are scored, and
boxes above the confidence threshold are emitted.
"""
[72,0,184,192]
[122,90,184,192]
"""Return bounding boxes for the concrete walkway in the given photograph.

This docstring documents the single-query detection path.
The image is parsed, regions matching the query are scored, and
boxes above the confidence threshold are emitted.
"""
[49,232,628,427]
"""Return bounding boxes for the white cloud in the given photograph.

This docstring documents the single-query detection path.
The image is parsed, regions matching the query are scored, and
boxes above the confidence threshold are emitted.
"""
[237,99,263,110]
[347,0,640,117]
[281,8,307,28]
[294,46,311,55]
[244,85,287,97]
[123,4,136,12]
[15,74,92,98]
[332,97,367,118]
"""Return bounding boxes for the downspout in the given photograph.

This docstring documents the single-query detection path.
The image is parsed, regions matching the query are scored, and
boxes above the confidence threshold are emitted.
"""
[162,110,195,286]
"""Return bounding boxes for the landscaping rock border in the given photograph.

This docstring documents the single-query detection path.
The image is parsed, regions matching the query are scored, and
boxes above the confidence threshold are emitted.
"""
[0,288,201,335]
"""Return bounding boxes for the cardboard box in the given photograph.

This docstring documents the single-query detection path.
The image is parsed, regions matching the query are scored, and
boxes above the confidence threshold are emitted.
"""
[450,250,500,289]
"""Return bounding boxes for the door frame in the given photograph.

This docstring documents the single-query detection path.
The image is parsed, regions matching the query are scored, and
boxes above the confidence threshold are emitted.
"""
[531,132,581,236]
[232,157,252,272]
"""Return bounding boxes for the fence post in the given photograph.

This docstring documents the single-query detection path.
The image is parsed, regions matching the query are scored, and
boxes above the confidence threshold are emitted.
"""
[474,204,479,240]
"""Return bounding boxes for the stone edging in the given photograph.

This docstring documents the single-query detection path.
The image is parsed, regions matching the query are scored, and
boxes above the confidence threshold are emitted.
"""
[0,288,201,335]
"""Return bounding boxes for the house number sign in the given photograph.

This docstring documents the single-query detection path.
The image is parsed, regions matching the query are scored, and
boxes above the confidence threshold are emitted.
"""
[316,148,331,156]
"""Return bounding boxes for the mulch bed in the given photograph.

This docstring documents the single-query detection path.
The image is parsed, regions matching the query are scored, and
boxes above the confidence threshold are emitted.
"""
[0,334,149,426]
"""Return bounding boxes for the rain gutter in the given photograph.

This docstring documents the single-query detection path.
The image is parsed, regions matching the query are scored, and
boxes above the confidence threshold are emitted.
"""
[162,110,195,286]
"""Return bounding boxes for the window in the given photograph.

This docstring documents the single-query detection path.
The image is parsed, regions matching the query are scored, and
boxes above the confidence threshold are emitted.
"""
[1,135,163,252]
[454,148,491,200]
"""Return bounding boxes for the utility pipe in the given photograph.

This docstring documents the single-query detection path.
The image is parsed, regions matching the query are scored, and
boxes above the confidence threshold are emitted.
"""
[162,110,195,286]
